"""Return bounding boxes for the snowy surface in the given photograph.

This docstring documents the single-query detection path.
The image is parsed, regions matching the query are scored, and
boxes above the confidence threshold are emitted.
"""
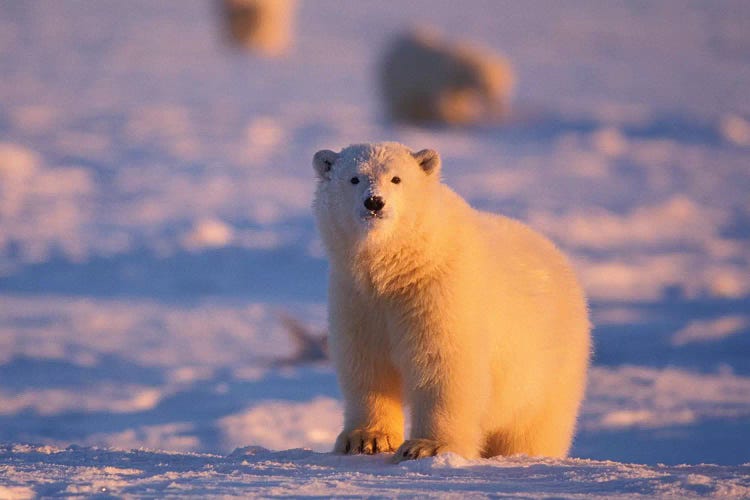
[1,0,749,497]
[2,445,749,498]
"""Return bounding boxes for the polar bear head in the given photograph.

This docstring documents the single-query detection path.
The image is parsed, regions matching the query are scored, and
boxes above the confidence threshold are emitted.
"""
[312,142,441,252]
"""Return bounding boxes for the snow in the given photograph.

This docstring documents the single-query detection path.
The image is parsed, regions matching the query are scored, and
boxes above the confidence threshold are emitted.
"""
[1,0,750,496]
[1,445,748,498]
[584,366,750,431]
[720,114,750,146]
[672,315,749,346]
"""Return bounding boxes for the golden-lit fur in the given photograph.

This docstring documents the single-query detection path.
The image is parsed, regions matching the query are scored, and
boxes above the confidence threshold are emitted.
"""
[312,142,590,461]
[379,30,515,125]
[221,0,295,55]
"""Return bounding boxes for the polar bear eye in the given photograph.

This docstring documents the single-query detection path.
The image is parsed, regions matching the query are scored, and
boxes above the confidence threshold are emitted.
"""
[350,177,360,185]
[391,176,401,184]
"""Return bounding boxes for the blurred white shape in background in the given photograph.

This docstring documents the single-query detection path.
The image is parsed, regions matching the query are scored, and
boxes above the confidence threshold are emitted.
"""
[0,143,93,264]
[219,397,341,452]
[379,28,515,125]
[591,127,629,158]
[720,114,750,147]
[672,315,748,346]
[220,0,296,56]
[183,218,235,250]
[0,143,38,219]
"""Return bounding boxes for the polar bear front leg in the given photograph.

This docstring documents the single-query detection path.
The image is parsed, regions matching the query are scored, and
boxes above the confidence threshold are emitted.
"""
[334,384,404,455]
[392,318,488,462]
[332,356,405,455]
[393,379,486,462]
[329,278,405,455]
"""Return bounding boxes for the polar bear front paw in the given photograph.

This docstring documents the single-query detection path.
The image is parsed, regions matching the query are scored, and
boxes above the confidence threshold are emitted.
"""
[335,429,400,455]
[392,438,446,462]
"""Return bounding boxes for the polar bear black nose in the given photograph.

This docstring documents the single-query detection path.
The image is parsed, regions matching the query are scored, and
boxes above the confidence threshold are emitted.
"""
[364,196,385,212]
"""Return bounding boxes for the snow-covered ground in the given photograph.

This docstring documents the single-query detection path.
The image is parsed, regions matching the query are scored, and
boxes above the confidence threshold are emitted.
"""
[1,0,749,497]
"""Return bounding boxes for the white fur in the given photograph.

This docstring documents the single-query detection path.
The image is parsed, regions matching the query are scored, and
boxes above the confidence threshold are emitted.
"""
[221,0,295,56]
[312,143,590,462]
[379,29,515,125]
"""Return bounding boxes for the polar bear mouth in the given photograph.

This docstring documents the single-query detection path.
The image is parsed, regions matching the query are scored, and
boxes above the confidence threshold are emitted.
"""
[360,210,385,222]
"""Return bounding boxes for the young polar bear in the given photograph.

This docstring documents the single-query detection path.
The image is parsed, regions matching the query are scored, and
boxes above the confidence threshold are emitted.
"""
[312,142,590,462]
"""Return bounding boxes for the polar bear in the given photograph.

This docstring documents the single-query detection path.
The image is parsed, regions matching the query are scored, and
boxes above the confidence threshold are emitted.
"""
[312,142,590,462]
[379,29,515,125]
[220,0,295,55]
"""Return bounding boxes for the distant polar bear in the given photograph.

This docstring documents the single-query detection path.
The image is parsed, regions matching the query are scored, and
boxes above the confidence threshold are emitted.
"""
[379,30,515,125]
[220,0,295,55]
[312,142,590,462]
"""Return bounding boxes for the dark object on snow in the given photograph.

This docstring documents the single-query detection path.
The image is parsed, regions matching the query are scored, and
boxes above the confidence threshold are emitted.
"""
[275,313,328,366]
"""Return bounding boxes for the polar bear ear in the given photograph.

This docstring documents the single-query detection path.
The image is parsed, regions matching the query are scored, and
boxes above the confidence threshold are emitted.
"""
[313,149,340,180]
[412,149,441,176]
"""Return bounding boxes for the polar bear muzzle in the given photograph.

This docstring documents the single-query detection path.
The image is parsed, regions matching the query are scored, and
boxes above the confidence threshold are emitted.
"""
[364,196,385,212]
